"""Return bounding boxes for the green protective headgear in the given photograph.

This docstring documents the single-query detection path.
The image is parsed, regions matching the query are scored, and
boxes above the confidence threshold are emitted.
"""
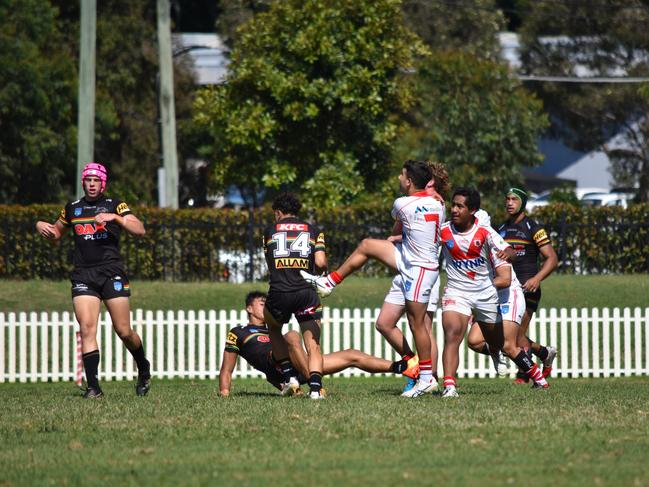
[506,187,528,212]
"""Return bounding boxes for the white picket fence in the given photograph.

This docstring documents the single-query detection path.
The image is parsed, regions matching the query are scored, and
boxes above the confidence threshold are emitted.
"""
[1,307,648,383]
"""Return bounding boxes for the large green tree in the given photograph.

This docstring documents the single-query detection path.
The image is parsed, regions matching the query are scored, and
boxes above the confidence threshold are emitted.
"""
[195,0,426,209]
[518,0,649,202]
[0,0,199,205]
[402,0,505,58]
[394,51,548,212]
[0,0,76,204]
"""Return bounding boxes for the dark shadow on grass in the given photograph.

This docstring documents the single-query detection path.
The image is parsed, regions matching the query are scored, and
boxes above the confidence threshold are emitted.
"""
[233,391,282,398]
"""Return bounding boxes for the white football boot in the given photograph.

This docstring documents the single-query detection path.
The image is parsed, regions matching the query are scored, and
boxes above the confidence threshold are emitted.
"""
[280,376,301,396]
[441,386,459,398]
[401,378,437,398]
[490,350,510,377]
[300,270,336,298]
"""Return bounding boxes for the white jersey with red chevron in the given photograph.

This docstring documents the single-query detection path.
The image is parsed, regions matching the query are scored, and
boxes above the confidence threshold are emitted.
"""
[391,191,445,268]
[440,221,510,293]
[472,209,522,290]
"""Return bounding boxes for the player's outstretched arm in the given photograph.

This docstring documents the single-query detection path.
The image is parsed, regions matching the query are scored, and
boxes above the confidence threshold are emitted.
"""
[218,351,238,396]
[35,220,65,242]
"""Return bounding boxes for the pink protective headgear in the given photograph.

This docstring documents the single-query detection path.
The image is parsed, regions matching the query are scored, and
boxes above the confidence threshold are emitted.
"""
[81,162,108,192]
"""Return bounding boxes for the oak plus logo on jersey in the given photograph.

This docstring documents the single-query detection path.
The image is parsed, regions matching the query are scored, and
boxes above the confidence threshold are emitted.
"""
[73,216,108,240]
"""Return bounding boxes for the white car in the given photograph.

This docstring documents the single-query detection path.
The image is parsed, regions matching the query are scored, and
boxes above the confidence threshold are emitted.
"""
[580,192,632,208]
[526,190,551,213]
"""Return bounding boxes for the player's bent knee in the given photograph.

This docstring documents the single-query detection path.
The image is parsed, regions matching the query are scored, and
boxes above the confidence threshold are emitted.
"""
[284,331,301,346]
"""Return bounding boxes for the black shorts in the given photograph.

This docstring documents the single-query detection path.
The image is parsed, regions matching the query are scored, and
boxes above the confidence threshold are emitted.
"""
[265,288,322,325]
[70,263,131,300]
[523,288,542,314]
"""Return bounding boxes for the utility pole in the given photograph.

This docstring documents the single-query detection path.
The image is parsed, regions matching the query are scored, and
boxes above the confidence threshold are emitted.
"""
[157,0,179,208]
[76,0,96,198]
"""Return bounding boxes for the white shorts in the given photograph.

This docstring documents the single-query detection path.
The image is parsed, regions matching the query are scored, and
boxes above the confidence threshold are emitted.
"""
[442,286,499,324]
[497,286,526,325]
[384,274,440,312]
[391,246,439,305]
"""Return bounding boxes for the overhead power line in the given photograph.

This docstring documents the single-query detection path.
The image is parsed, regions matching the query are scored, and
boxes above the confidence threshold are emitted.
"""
[518,75,649,83]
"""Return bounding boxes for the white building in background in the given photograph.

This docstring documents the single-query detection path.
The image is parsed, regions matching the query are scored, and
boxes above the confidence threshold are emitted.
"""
[172,33,229,85]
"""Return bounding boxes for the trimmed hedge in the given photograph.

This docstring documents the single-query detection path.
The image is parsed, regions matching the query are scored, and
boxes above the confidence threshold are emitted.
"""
[1,203,647,280]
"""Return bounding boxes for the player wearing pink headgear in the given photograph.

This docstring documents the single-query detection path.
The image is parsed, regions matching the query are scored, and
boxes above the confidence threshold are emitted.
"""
[36,163,151,399]
[81,162,108,193]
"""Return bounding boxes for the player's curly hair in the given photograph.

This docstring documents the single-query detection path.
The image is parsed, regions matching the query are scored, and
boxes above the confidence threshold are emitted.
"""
[427,161,450,200]
[272,192,302,215]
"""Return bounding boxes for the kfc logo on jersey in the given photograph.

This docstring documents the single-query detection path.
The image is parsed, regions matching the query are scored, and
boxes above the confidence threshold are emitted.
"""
[257,335,270,343]
[473,239,482,247]
[277,223,307,231]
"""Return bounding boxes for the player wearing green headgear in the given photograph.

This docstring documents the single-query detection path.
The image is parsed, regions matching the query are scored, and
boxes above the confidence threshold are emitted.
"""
[497,187,559,381]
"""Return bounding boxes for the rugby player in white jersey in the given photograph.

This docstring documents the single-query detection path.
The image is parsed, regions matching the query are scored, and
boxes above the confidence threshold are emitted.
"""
[376,163,451,395]
[439,188,549,398]
[302,160,445,397]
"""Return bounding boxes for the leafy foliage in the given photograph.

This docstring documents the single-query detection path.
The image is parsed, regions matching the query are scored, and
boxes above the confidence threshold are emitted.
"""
[402,0,505,58]
[3,202,648,280]
[394,51,549,212]
[0,1,200,205]
[194,0,427,209]
[0,0,77,204]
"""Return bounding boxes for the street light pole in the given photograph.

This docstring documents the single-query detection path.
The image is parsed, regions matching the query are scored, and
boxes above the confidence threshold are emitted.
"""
[157,0,179,209]
[76,0,96,198]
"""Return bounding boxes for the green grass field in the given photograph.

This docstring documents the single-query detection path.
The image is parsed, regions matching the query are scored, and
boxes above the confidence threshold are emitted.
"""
[1,274,648,312]
[1,377,648,486]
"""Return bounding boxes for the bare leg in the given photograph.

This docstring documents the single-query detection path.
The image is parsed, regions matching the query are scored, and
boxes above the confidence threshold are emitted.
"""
[323,349,392,375]
[285,331,393,376]
[442,311,471,379]
[518,309,542,353]
[375,302,412,357]
[405,300,430,362]
[73,295,102,391]
[264,307,290,362]
[105,297,141,351]
[73,296,101,353]
[467,321,487,354]
[300,319,324,376]
[284,331,309,378]
[336,239,398,279]
[501,320,522,359]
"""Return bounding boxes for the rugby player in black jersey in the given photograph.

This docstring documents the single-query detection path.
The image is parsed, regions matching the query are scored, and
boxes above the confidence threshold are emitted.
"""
[218,292,413,396]
[262,193,328,399]
[35,163,151,398]
[498,188,558,381]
